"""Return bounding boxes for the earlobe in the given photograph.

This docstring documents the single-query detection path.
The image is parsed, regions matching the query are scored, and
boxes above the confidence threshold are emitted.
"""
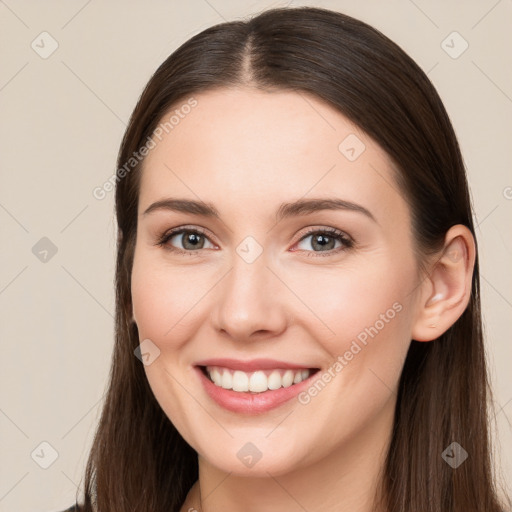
[411,225,475,342]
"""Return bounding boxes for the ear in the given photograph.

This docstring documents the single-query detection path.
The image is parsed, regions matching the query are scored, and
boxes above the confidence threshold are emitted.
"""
[411,224,476,342]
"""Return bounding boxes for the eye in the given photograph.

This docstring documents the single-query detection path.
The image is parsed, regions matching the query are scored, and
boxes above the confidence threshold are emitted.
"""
[157,227,216,254]
[293,227,353,256]
[156,225,354,257]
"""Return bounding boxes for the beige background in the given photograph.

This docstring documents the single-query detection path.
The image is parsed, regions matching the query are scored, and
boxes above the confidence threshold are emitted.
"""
[0,1,510,511]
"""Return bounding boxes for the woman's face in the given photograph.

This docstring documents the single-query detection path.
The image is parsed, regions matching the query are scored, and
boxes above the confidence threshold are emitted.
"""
[131,87,423,476]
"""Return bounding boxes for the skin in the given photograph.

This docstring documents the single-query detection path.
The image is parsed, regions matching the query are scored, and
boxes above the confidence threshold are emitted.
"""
[130,87,475,512]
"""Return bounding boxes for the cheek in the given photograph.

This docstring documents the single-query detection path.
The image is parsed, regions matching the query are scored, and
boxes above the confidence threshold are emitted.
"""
[282,261,415,445]
[131,251,210,344]
[130,250,210,440]
[288,259,412,336]
[280,254,416,387]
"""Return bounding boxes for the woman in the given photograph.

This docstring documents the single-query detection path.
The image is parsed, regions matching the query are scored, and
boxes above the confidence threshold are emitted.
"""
[63,6,510,512]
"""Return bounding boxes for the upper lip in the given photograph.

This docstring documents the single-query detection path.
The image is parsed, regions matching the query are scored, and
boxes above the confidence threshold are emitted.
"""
[195,358,318,372]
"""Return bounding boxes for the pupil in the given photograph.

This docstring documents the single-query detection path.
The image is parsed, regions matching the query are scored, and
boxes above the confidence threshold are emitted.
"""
[313,234,334,251]
[184,233,204,249]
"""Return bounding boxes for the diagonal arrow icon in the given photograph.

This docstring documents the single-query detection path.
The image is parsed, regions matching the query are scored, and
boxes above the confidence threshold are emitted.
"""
[31,441,59,469]
[134,339,161,366]
[236,236,263,263]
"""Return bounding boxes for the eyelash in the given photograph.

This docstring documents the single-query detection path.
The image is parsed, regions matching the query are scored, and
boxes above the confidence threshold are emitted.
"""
[155,226,354,257]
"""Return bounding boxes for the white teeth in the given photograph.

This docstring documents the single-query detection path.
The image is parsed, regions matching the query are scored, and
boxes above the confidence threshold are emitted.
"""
[210,367,222,386]
[232,370,249,392]
[282,369,294,388]
[205,366,313,393]
[249,371,268,392]
[221,370,233,389]
[267,370,282,390]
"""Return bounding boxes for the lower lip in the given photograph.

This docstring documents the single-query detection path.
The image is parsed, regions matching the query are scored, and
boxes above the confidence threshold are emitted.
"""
[194,366,318,415]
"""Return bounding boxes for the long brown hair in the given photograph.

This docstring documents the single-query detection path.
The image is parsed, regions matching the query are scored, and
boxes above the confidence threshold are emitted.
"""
[76,6,510,512]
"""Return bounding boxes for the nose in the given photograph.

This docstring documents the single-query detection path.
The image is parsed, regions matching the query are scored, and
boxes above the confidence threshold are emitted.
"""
[210,251,288,343]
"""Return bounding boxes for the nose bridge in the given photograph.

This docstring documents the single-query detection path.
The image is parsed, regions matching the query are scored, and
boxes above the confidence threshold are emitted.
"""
[211,241,287,340]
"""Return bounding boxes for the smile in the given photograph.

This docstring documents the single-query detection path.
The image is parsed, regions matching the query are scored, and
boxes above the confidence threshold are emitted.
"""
[203,365,314,393]
[194,359,321,414]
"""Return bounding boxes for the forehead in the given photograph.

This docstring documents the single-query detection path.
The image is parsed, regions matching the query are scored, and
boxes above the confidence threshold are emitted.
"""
[138,87,408,226]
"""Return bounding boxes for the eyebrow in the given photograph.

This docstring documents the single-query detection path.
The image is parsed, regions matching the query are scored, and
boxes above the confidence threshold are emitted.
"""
[142,197,377,223]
